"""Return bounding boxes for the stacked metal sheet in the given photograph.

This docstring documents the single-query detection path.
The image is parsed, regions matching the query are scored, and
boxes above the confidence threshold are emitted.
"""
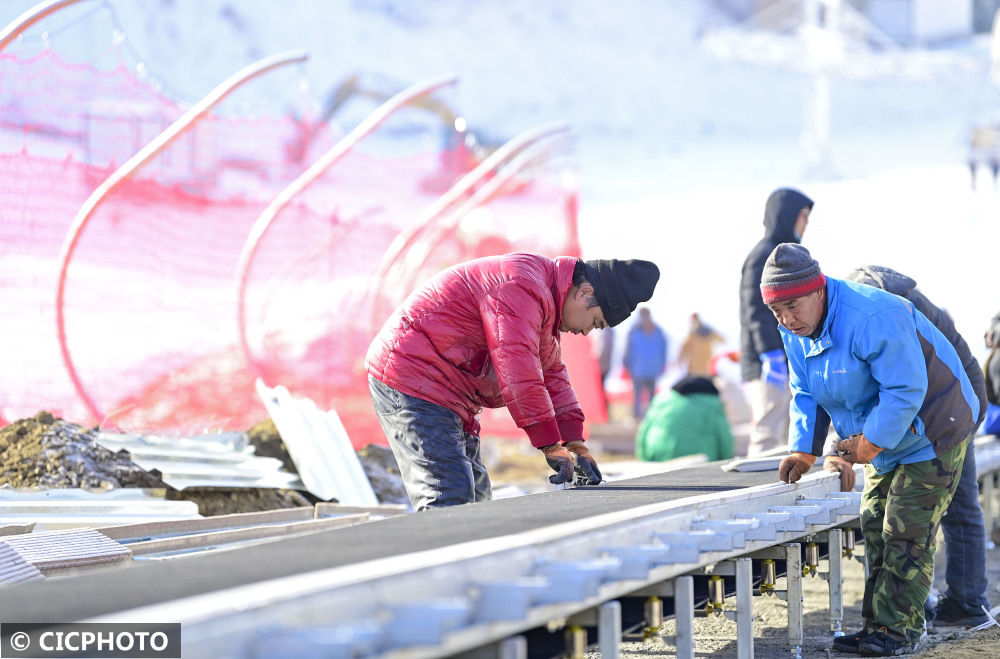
[0,488,201,531]
[0,542,44,585]
[94,431,304,491]
[1,528,131,573]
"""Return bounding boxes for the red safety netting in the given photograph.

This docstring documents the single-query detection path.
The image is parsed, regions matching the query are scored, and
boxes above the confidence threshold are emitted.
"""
[0,45,599,447]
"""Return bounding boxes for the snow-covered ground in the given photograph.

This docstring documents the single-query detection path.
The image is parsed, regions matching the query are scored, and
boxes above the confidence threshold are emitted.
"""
[4,0,999,373]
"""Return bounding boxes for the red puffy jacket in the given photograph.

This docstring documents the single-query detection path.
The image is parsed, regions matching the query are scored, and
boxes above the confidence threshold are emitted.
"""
[366,253,585,447]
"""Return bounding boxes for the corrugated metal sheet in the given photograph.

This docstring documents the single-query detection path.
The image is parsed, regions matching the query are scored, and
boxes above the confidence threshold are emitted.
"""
[0,543,44,585]
[0,488,201,531]
[93,431,305,491]
[256,380,378,504]
[1,528,131,573]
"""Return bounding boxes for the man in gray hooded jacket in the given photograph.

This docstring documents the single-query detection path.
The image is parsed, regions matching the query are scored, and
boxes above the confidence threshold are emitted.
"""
[739,188,813,455]
[838,265,992,629]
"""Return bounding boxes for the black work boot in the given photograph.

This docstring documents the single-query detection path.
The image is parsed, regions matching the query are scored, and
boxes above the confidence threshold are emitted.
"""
[831,628,870,653]
[933,597,992,628]
[858,627,917,656]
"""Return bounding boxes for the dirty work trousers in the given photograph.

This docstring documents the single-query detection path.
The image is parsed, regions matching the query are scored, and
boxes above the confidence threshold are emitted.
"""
[860,439,967,645]
[368,375,491,511]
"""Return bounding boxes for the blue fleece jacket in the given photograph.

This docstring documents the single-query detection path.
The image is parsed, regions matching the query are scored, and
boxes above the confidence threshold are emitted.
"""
[783,277,978,474]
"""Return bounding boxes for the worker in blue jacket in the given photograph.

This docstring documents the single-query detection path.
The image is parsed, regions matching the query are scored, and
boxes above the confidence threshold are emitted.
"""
[765,244,978,657]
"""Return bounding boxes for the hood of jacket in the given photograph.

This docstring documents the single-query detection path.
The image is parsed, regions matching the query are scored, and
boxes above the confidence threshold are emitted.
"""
[846,265,917,297]
[762,188,813,243]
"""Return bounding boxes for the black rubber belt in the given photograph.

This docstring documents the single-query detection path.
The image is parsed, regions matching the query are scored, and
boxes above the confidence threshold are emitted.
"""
[0,461,795,623]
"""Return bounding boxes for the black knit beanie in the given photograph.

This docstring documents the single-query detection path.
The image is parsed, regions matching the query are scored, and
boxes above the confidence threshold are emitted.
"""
[583,258,660,327]
[760,243,825,304]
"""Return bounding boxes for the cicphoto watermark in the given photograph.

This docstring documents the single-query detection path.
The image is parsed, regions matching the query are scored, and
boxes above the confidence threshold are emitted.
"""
[1,623,180,658]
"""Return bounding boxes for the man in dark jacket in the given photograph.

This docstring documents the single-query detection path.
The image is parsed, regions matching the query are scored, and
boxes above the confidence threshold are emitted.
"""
[739,188,813,455]
[837,265,992,629]
[366,253,659,510]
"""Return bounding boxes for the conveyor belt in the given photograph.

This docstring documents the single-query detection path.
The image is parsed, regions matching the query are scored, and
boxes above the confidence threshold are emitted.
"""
[0,462,788,623]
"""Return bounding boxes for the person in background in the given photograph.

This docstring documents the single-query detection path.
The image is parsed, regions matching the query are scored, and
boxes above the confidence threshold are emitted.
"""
[594,326,616,414]
[635,375,734,462]
[677,312,725,377]
[967,122,1000,190]
[839,265,992,630]
[767,245,979,656]
[983,311,1000,436]
[739,187,813,455]
[366,252,659,510]
[623,307,668,421]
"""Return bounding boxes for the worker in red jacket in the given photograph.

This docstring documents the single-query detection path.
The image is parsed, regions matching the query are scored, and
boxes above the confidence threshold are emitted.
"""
[366,252,660,510]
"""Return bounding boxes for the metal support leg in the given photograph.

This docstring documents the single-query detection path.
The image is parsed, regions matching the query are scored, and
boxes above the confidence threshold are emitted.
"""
[456,636,526,659]
[564,626,586,659]
[994,474,1000,538]
[785,543,804,652]
[983,474,996,539]
[827,528,844,636]
[498,636,526,659]
[735,557,754,659]
[599,601,621,659]
[676,575,695,659]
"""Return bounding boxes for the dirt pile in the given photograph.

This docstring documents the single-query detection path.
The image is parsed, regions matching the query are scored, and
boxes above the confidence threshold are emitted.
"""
[245,419,296,473]
[0,411,164,489]
[0,412,409,515]
[164,486,310,517]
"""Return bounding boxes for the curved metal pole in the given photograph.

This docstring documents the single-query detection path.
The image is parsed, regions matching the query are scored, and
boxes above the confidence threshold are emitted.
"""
[397,131,574,293]
[368,121,571,326]
[235,73,459,377]
[55,49,308,425]
[0,0,91,52]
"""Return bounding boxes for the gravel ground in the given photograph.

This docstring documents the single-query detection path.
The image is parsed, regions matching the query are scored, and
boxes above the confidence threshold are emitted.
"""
[595,530,1000,658]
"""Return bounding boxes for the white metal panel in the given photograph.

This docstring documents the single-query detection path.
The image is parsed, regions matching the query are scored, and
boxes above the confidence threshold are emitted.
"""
[0,488,201,531]
[93,433,304,491]
[255,379,378,505]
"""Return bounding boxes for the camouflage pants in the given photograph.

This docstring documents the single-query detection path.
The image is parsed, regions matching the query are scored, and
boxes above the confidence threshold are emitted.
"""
[860,440,967,645]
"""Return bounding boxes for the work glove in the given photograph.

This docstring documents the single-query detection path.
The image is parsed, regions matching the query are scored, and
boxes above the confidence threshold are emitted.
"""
[778,452,816,484]
[565,440,603,485]
[539,443,575,484]
[823,454,857,492]
[760,349,789,387]
[835,433,882,464]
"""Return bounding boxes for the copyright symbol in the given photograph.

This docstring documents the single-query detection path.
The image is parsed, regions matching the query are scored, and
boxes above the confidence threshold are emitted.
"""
[11,631,30,650]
